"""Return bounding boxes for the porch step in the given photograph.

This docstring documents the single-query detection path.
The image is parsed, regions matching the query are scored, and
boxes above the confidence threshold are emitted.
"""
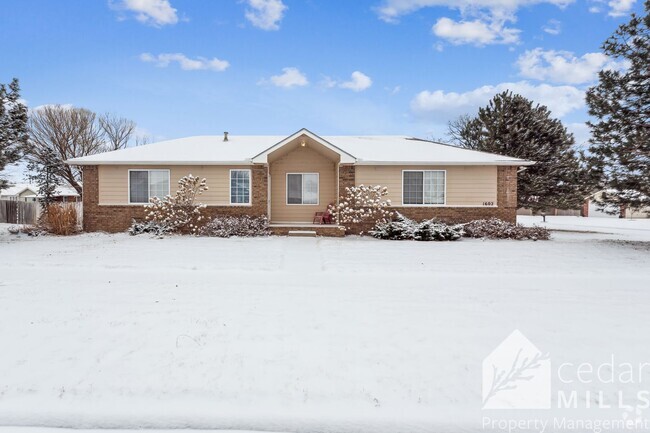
[287,230,318,237]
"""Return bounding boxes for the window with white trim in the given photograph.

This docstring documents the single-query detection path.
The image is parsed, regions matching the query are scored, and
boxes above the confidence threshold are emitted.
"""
[129,170,170,204]
[402,170,445,205]
[230,169,251,204]
[287,173,319,205]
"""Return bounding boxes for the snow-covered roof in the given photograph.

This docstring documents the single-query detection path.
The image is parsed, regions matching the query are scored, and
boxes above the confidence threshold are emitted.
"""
[66,128,532,166]
[0,183,79,197]
[0,184,38,196]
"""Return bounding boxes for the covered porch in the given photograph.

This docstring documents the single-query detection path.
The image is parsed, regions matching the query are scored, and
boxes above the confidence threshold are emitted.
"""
[252,129,355,226]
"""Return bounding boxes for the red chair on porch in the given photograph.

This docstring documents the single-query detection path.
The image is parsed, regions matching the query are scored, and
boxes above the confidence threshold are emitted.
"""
[313,204,334,224]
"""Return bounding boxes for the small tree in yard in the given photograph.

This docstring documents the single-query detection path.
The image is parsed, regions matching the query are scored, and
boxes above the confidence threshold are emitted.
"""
[145,175,208,234]
[330,185,392,230]
[26,147,60,211]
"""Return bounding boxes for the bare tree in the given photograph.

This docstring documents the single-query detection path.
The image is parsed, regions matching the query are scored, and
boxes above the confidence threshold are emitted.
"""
[99,113,135,151]
[447,114,475,146]
[27,105,106,194]
[134,134,151,147]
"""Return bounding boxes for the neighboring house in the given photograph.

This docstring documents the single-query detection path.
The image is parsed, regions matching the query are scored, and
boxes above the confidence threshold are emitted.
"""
[0,184,80,203]
[66,128,533,235]
[583,190,649,219]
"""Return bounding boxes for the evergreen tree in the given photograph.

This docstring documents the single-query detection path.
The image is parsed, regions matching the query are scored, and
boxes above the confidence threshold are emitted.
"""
[27,147,61,211]
[448,91,595,212]
[0,78,29,189]
[586,1,650,211]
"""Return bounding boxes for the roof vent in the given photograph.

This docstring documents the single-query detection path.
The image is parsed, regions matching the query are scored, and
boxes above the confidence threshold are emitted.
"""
[223,131,229,142]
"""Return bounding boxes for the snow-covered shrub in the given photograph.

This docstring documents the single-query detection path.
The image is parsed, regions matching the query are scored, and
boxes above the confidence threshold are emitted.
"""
[7,225,47,237]
[128,220,173,237]
[414,219,464,241]
[145,175,208,235]
[463,218,550,240]
[330,185,392,229]
[370,212,463,241]
[199,215,270,238]
[370,212,416,240]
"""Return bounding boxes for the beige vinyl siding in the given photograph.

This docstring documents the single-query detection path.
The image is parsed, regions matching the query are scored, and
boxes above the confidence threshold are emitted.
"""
[270,146,337,222]
[355,165,497,206]
[98,165,253,206]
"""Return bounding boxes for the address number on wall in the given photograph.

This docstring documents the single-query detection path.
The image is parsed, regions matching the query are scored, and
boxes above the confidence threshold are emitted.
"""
[483,201,495,206]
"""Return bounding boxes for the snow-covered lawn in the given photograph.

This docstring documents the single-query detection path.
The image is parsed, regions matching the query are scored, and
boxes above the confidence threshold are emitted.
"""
[0,221,649,433]
[518,215,650,241]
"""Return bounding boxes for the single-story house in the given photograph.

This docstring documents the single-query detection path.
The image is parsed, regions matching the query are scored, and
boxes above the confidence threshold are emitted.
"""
[66,128,533,235]
[0,183,80,203]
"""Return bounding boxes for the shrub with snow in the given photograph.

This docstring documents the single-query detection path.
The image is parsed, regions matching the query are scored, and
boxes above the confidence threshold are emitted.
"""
[463,218,550,240]
[145,175,208,235]
[199,215,270,238]
[330,185,392,229]
[370,212,464,241]
[128,220,173,237]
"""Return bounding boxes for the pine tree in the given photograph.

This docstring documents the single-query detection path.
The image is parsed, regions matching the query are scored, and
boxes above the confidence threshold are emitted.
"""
[0,78,29,189]
[27,147,60,211]
[448,91,595,212]
[586,1,650,211]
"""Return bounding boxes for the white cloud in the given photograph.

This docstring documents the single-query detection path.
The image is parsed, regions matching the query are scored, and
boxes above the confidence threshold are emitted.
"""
[375,0,574,22]
[375,0,574,45]
[589,0,636,16]
[112,0,178,26]
[260,67,309,88]
[411,81,585,120]
[607,0,636,16]
[339,71,373,92]
[432,16,520,45]
[516,48,626,84]
[140,53,230,71]
[542,19,561,35]
[245,0,287,30]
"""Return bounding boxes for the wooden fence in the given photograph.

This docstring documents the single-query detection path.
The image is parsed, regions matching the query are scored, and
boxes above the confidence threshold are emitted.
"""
[0,201,82,226]
[0,200,39,225]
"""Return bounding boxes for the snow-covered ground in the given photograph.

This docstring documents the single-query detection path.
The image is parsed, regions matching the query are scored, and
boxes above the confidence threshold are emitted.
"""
[518,215,650,241]
[0,220,649,433]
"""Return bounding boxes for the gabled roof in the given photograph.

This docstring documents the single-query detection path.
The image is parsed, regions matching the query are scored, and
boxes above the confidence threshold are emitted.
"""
[0,184,38,196]
[252,128,356,164]
[66,129,533,166]
[0,183,79,197]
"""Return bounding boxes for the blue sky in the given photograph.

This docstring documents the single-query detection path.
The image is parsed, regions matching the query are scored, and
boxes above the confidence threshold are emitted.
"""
[0,0,642,159]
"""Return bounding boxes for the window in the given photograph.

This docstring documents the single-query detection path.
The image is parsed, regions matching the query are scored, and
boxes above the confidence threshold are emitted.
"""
[402,170,445,205]
[129,170,170,204]
[230,169,251,205]
[287,173,319,205]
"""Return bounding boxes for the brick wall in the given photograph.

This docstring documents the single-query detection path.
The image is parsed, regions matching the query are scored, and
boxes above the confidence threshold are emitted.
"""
[338,164,355,198]
[341,165,518,234]
[83,163,518,234]
[82,165,268,233]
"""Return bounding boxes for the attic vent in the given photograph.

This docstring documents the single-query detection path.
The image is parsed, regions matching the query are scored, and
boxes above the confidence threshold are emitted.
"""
[223,131,229,142]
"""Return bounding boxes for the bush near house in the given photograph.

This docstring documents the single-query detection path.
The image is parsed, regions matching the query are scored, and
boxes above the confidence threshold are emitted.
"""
[199,215,270,238]
[463,218,550,240]
[330,185,393,230]
[370,212,464,241]
[144,175,208,235]
[128,220,173,237]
